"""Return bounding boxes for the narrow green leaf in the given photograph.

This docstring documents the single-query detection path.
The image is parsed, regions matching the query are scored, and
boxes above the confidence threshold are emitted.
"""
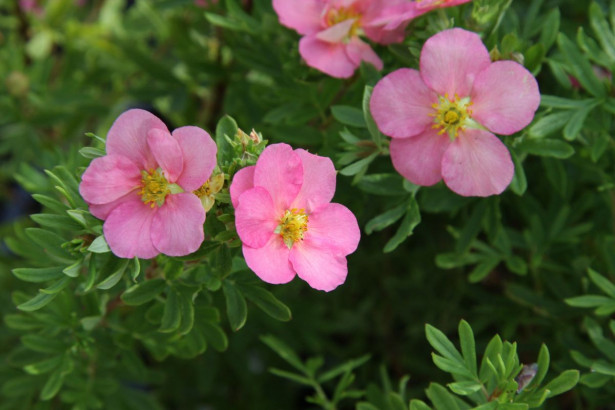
[447,381,482,395]
[509,150,527,196]
[40,368,64,401]
[236,283,291,322]
[121,279,166,306]
[518,138,575,159]
[528,111,571,138]
[363,86,383,146]
[565,295,612,307]
[425,383,460,410]
[269,368,313,386]
[468,257,501,283]
[365,200,409,234]
[96,259,129,290]
[88,235,110,253]
[201,322,228,352]
[159,287,182,333]
[331,105,366,128]
[557,33,606,97]
[458,320,477,376]
[318,355,371,383]
[455,201,488,254]
[39,277,71,294]
[544,370,580,397]
[12,267,64,283]
[339,152,378,176]
[17,292,59,312]
[587,268,615,298]
[410,400,433,410]
[62,260,82,278]
[563,103,596,140]
[222,281,247,331]
[261,334,306,372]
[383,198,421,253]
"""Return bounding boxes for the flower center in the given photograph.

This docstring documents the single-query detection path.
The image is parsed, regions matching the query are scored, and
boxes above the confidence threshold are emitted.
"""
[324,6,362,37]
[275,208,309,249]
[139,168,170,208]
[431,93,473,139]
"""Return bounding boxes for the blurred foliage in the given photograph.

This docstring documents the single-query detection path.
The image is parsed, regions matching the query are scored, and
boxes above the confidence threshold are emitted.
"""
[1,0,615,408]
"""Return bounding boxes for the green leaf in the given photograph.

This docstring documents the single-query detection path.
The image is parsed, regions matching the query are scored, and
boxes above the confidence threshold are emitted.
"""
[410,400,433,410]
[365,200,409,235]
[539,8,560,50]
[432,354,475,379]
[529,344,550,389]
[62,260,82,278]
[40,367,64,401]
[269,368,313,386]
[468,257,501,283]
[339,152,378,176]
[458,320,477,376]
[331,105,366,128]
[30,214,82,231]
[528,111,571,138]
[426,324,464,364]
[363,86,383,146]
[383,198,421,253]
[261,334,306,373]
[518,138,575,159]
[96,259,129,290]
[587,268,615,298]
[557,33,606,97]
[88,235,110,253]
[159,287,182,333]
[23,355,62,375]
[455,201,488,254]
[12,267,64,283]
[121,279,166,306]
[447,381,482,395]
[509,150,527,196]
[563,103,596,140]
[425,383,460,410]
[540,95,595,108]
[201,322,228,352]
[565,295,612,307]
[39,277,71,295]
[318,355,371,383]
[79,146,106,159]
[17,291,59,312]
[222,281,248,331]
[544,370,579,397]
[589,2,615,63]
[236,283,291,322]
[21,335,66,354]
[215,115,238,164]
[357,173,405,196]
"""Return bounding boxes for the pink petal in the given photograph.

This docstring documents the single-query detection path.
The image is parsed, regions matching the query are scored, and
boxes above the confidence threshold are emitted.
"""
[299,35,357,78]
[147,128,184,183]
[290,149,336,213]
[289,240,348,292]
[230,166,255,208]
[272,0,323,35]
[345,37,383,70]
[441,128,514,197]
[106,109,169,170]
[103,195,158,259]
[316,19,355,43]
[253,143,303,211]
[89,192,137,220]
[420,28,491,97]
[365,2,416,32]
[173,126,217,192]
[79,154,141,205]
[234,187,278,249]
[306,203,360,255]
[370,68,438,138]
[242,237,295,285]
[470,61,541,135]
[390,128,451,186]
[413,0,472,18]
[150,193,205,256]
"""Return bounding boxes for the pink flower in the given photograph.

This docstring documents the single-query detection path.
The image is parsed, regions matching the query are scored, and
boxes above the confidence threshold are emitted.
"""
[374,0,473,30]
[370,28,540,197]
[194,0,218,7]
[273,0,409,78]
[230,143,360,292]
[79,109,217,258]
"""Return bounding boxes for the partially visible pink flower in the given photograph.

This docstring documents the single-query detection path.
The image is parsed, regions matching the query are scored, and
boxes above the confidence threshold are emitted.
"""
[374,0,473,30]
[230,143,360,292]
[19,0,43,14]
[79,109,217,258]
[273,0,409,78]
[194,0,219,7]
[370,28,540,197]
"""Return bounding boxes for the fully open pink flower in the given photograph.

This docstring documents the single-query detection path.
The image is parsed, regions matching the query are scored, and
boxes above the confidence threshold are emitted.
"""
[370,28,540,197]
[374,0,473,30]
[79,109,217,258]
[273,0,409,78]
[230,143,360,292]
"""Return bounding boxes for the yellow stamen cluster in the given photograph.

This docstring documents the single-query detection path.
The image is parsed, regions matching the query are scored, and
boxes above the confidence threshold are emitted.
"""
[430,93,473,139]
[277,208,309,249]
[139,168,170,208]
[324,6,362,37]
[193,173,225,212]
